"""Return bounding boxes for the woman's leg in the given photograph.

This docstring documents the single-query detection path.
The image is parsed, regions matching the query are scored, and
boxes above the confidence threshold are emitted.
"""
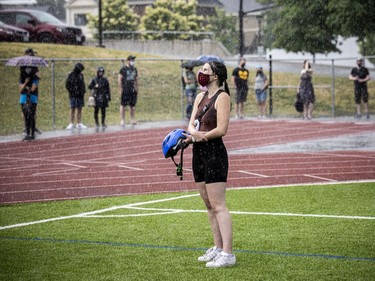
[101,107,106,126]
[205,182,233,254]
[197,182,223,249]
[94,106,99,126]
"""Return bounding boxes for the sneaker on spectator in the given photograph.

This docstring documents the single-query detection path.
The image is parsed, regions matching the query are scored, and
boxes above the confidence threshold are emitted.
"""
[206,252,236,268]
[198,246,222,262]
[77,123,87,129]
[66,123,74,130]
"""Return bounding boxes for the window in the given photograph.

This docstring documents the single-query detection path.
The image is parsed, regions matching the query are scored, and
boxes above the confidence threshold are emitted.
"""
[16,14,33,25]
[74,14,87,26]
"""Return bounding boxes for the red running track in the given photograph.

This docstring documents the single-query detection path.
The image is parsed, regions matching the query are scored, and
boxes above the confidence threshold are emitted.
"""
[0,119,374,204]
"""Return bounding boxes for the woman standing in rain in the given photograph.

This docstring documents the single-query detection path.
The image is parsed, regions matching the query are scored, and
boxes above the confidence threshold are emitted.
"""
[184,61,235,268]
[299,60,315,120]
[88,67,111,130]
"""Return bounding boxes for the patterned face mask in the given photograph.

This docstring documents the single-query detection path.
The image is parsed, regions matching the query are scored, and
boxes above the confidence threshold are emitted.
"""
[198,71,214,87]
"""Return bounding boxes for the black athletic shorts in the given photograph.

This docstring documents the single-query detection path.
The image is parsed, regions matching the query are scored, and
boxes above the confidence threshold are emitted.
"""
[355,85,368,104]
[192,138,228,184]
[121,89,137,107]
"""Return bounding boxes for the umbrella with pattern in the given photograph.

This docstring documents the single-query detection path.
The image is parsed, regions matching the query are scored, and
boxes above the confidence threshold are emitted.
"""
[6,55,48,67]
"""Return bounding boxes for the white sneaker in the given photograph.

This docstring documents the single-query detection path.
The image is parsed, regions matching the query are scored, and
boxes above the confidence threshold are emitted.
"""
[77,123,87,129]
[198,246,222,262]
[66,123,74,130]
[206,252,236,268]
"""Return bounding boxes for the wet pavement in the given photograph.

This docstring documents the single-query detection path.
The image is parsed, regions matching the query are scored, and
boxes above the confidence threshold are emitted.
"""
[1,116,374,152]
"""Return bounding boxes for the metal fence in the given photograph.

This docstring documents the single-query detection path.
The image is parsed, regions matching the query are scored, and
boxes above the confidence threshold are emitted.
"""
[1,56,373,131]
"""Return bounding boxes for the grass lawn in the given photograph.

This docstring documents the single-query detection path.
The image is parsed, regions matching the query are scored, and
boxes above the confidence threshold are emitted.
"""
[0,182,374,280]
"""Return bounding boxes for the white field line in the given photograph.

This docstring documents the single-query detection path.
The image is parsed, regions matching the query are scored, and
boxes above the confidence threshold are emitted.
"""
[0,193,199,231]
[84,207,375,220]
[2,183,375,230]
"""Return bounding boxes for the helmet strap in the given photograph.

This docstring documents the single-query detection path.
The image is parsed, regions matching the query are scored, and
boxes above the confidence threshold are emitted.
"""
[171,147,185,180]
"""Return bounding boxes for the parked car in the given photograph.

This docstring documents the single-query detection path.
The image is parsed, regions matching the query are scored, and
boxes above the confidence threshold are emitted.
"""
[0,20,29,42]
[0,9,85,45]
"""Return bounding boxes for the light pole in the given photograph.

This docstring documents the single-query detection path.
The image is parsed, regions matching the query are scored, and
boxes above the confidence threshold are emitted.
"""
[97,0,105,48]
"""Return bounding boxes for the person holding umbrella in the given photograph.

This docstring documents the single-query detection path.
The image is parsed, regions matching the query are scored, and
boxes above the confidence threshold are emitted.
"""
[21,48,42,135]
[19,66,39,141]
[6,48,48,141]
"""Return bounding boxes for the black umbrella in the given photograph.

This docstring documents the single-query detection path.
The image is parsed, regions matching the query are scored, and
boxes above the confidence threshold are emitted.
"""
[181,54,224,68]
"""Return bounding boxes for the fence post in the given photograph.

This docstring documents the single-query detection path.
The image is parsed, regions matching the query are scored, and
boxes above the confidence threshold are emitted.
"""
[331,59,335,117]
[180,60,184,120]
[269,55,273,116]
[51,60,56,129]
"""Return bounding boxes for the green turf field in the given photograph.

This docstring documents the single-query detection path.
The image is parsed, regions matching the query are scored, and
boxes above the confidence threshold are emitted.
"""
[0,182,374,280]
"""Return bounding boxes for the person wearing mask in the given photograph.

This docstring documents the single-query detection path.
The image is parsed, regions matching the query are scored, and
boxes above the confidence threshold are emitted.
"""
[65,63,87,130]
[232,57,249,119]
[19,67,39,141]
[183,66,197,120]
[349,58,371,119]
[254,65,269,119]
[299,60,315,120]
[88,67,111,130]
[184,61,236,268]
[118,55,139,127]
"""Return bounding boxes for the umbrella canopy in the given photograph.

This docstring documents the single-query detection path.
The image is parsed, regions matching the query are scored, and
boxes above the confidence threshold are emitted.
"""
[181,55,224,68]
[196,55,224,64]
[6,55,48,67]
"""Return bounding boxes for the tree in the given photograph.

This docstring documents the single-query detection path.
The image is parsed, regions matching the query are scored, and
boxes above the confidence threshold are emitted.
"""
[259,0,375,57]
[86,0,139,39]
[260,0,340,57]
[208,8,237,54]
[139,0,205,40]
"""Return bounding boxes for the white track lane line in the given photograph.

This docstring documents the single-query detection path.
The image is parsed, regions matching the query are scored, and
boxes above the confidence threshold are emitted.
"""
[304,174,337,182]
[238,170,269,178]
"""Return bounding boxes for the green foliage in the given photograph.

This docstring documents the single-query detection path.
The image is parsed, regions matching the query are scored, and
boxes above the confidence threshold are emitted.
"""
[139,0,205,40]
[260,0,375,56]
[208,8,238,54]
[359,35,375,64]
[327,0,375,42]
[86,0,139,39]
[262,0,339,55]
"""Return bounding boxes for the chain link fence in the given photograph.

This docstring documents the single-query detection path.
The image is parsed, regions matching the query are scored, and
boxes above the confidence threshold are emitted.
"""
[0,56,373,133]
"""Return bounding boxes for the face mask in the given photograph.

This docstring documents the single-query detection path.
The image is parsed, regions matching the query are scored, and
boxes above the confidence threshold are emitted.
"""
[357,62,362,67]
[130,61,135,66]
[241,63,246,68]
[198,72,213,87]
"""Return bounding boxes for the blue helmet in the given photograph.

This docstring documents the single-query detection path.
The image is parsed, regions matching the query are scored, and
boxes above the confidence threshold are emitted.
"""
[162,129,189,158]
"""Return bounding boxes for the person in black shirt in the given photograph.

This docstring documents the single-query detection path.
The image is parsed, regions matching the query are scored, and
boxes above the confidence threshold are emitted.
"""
[349,58,371,119]
[231,57,249,119]
[88,67,111,130]
[118,55,139,127]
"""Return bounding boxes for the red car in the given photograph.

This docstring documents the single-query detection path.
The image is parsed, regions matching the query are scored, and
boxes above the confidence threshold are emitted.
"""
[0,20,29,42]
[0,9,85,45]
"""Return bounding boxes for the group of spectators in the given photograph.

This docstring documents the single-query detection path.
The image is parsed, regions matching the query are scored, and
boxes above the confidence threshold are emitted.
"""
[65,55,139,131]
[18,51,139,141]
[183,57,371,122]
